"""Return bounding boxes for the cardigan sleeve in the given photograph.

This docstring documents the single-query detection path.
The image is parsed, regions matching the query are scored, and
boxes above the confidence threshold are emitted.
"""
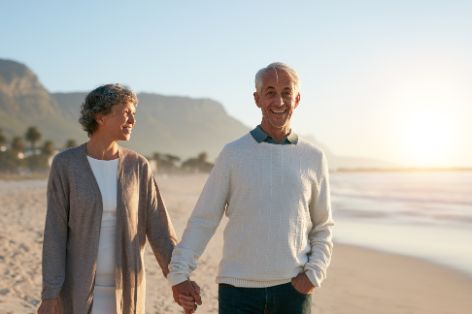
[304,152,335,287]
[143,159,178,277]
[167,146,231,286]
[42,156,69,300]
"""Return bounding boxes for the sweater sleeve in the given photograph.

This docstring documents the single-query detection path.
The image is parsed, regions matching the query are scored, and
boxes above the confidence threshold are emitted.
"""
[144,159,178,278]
[41,156,69,300]
[304,152,334,287]
[167,146,231,286]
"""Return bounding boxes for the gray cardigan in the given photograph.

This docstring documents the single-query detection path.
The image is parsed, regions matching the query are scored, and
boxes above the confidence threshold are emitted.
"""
[41,144,177,313]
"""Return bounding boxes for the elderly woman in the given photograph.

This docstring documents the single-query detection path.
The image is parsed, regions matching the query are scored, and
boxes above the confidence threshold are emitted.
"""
[37,84,196,313]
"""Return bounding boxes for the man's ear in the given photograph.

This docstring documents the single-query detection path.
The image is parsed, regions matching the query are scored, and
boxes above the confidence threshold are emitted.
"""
[294,93,301,109]
[253,92,261,108]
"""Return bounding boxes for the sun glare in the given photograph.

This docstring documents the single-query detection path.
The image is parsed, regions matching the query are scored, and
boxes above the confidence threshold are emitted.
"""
[399,109,456,167]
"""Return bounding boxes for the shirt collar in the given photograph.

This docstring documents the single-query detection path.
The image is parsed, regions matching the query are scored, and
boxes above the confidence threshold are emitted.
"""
[250,125,298,145]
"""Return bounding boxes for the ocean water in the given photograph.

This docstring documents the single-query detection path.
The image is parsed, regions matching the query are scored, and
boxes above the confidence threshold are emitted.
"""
[330,171,472,276]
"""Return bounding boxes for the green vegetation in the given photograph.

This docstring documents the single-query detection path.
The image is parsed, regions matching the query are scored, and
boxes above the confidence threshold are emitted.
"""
[149,151,213,174]
[0,127,67,173]
[65,139,77,148]
[181,152,213,173]
[25,126,41,154]
[0,126,213,176]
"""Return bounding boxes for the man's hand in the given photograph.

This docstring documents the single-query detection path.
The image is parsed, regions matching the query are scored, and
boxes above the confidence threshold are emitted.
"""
[172,280,202,313]
[291,272,315,295]
[37,298,60,314]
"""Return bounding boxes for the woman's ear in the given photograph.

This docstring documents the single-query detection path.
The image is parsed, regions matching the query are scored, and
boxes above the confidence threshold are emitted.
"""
[96,113,104,125]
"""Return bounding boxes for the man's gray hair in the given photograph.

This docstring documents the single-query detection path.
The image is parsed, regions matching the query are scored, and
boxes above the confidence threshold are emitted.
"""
[255,62,300,92]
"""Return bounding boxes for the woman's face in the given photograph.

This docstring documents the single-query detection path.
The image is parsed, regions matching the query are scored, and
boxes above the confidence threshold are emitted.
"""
[96,101,136,141]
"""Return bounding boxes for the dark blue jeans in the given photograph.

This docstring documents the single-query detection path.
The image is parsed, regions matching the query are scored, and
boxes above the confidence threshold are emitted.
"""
[218,283,312,314]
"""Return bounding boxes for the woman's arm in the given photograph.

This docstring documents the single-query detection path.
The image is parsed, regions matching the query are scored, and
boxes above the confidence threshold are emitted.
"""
[41,156,69,301]
[37,298,60,314]
[143,159,178,277]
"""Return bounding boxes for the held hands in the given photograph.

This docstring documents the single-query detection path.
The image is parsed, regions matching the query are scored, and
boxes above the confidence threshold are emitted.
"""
[172,280,202,313]
[291,272,315,295]
[37,298,60,314]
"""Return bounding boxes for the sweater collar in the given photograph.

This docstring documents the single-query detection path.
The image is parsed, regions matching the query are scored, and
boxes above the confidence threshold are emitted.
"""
[250,125,298,145]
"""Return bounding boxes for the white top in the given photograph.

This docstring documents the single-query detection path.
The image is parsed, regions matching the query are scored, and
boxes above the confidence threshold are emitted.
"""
[168,133,334,288]
[87,157,118,294]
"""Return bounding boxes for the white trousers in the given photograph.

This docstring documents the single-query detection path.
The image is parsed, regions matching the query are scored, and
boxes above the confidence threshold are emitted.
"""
[91,219,116,314]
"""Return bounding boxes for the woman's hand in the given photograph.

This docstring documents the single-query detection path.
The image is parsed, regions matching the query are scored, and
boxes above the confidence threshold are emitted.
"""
[37,298,60,314]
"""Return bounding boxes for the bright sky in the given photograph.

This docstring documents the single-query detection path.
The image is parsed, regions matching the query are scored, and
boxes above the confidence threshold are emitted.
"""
[2,0,471,167]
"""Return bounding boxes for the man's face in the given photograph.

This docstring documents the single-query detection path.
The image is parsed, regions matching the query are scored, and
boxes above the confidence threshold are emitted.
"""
[253,69,300,132]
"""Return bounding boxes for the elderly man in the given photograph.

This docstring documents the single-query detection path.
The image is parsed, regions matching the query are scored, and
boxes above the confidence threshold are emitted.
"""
[170,62,334,314]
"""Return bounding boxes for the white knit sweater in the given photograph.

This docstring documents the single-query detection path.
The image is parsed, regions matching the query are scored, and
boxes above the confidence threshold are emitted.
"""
[168,133,334,288]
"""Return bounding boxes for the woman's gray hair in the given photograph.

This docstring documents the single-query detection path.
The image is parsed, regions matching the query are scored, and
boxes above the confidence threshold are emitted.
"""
[255,62,300,93]
[79,83,138,136]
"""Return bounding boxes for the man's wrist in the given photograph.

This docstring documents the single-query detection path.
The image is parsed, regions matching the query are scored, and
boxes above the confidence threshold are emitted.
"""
[303,270,320,288]
[168,273,189,287]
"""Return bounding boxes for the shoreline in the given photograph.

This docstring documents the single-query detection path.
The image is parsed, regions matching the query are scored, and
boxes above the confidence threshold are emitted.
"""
[335,241,472,281]
[335,239,472,279]
[333,219,472,278]
[310,243,472,314]
[333,241,472,279]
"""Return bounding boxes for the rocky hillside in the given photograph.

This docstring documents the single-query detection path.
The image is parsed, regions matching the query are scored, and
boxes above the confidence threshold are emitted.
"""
[0,59,249,158]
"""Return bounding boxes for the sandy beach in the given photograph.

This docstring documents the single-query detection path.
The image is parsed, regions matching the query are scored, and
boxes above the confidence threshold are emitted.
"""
[1,173,472,313]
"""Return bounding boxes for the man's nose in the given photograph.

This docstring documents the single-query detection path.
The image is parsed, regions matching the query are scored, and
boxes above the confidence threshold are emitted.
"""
[273,96,284,107]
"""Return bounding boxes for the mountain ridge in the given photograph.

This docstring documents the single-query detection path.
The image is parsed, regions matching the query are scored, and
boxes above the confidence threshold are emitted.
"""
[0,59,250,159]
[0,58,395,168]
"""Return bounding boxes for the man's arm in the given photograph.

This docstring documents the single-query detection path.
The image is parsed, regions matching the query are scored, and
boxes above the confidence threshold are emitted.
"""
[167,146,232,286]
[304,152,335,288]
[141,158,199,311]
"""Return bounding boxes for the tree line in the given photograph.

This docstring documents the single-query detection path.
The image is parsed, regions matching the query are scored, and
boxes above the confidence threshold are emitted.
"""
[0,126,76,173]
[149,151,213,174]
[0,127,213,174]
